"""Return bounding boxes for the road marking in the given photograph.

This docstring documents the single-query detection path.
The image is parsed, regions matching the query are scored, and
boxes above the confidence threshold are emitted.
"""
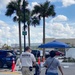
[1,71,21,75]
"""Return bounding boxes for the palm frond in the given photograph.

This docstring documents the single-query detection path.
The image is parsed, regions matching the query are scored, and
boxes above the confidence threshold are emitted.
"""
[21,0,28,11]
[31,16,40,27]
[32,5,41,15]
[17,0,21,4]
[43,1,50,9]
[46,5,56,17]
[32,1,56,18]
[5,1,16,16]
[13,16,18,22]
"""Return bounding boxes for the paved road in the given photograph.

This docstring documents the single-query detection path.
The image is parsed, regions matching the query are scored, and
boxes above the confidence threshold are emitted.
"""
[41,63,75,75]
[0,63,75,75]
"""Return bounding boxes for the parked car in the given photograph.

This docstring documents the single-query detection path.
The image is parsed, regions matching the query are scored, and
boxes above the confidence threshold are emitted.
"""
[45,50,64,58]
[15,50,24,55]
[54,51,64,56]
[31,50,50,58]
[45,50,50,58]
[31,50,43,58]
[0,50,16,68]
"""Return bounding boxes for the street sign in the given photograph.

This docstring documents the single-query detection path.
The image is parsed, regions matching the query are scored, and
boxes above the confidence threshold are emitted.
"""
[22,31,27,35]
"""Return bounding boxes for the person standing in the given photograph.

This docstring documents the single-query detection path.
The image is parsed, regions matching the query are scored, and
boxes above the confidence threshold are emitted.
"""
[20,46,36,75]
[44,50,63,75]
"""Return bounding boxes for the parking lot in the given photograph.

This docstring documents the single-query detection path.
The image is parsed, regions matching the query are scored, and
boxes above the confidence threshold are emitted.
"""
[0,50,75,75]
[0,62,75,75]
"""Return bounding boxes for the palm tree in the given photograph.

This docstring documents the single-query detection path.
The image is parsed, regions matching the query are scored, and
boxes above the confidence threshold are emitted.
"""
[32,1,56,56]
[25,10,40,47]
[28,16,40,47]
[5,0,28,53]
[5,0,29,53]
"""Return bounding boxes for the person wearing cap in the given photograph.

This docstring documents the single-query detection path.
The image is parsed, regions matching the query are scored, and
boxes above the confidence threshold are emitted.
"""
[20,46,36,75]
[44,50,64,75]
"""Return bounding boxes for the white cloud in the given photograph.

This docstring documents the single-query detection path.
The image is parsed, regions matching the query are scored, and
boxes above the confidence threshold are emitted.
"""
[45,22,75,38]
[51,15,68,22]
[28,2,39,10]
[27,26,43,43]
[0,20,19,45]
[32,2,39,7]
[0,0,11,9]
[0,20,7,27]
[26,19,75,43]
[48,0,61,2]
[0,17,75,45]
[0,0,75,46]
[26,2,39,10]
[62,0,75,7]
[0,0,18,10]
[48,0,75,7]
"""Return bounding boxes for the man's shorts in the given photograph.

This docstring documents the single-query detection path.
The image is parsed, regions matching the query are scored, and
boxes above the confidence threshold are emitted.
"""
[22,67,33,75]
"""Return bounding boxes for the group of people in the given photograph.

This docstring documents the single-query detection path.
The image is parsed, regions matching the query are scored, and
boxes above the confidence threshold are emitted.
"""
[20,46,64,75]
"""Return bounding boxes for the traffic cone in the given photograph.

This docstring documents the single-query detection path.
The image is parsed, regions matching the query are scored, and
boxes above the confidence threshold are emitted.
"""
[42,56,45,62]
[12,58,15,72]
[38,57,41,65]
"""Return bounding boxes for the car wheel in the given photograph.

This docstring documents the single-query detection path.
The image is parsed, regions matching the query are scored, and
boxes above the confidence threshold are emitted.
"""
[0,61,4,68]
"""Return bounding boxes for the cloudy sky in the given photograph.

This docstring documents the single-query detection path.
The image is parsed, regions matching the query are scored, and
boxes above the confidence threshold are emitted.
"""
[0,0,75,45]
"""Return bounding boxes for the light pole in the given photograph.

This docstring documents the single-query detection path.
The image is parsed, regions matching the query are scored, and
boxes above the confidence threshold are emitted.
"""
[23,0,27,51]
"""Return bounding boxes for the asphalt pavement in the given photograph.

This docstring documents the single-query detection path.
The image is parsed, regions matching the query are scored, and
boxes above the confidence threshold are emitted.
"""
[0,62,75,75]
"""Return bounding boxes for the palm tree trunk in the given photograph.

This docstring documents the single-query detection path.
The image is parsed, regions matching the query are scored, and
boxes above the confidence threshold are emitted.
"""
[18,0,22,54]
[43,17,45,57]
[18,17,22,54]
[28,24,30,47]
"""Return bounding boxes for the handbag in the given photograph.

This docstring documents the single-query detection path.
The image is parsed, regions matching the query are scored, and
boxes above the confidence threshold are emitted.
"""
[45,58,54,75]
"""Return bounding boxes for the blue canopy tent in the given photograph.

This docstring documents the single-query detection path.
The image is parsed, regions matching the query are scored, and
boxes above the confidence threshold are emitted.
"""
[38,40,70,48]
[38,40,70,57]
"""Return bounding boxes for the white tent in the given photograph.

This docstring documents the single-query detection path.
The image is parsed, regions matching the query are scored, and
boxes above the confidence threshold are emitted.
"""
[66,48,75,59]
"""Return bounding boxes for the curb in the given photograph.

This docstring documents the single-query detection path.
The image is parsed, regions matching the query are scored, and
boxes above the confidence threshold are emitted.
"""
[0,71,21,75]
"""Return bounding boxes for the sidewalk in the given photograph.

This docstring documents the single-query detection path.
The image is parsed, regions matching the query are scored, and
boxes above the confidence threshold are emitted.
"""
[0,71,21,75]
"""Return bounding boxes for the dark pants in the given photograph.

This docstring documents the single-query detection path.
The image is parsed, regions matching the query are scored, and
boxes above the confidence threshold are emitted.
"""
[34,64,40,75]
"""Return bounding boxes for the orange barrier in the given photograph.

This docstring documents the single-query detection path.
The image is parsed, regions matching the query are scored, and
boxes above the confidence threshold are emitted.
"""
[38,57,41,65]
[11,58,15,72]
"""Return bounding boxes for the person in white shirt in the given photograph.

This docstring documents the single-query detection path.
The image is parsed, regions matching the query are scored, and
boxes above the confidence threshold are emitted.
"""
[20,46,36,75]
